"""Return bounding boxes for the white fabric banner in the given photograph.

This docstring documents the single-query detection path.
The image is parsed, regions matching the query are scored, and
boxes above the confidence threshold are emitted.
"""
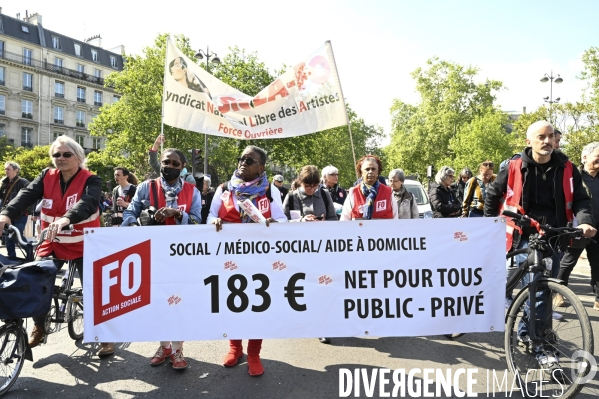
[83,218,506,343]
[162,37,347,140]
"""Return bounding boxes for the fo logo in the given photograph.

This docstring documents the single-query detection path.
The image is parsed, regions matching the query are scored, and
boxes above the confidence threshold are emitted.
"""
[375,200,387,212]
[93,240,151,325]
[257,198,269,213]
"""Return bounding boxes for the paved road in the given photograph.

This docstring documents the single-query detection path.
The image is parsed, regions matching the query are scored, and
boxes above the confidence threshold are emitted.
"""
[2,244,599,398]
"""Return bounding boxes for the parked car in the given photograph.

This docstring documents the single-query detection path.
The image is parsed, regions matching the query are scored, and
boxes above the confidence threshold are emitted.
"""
[404,179,433,218]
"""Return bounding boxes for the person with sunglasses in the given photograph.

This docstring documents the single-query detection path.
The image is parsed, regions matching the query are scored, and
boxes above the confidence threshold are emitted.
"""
[461,161,496,217]
[451,167,473,204]
[207,145,287,376]
[122,147,202,370]
[0,136,107,353]
[429,166,461,218]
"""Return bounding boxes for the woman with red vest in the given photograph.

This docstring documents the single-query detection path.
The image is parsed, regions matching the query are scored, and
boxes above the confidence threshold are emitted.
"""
[207,145,287,376]
[340,155,398,221]
[122,148,201,370]
[0,135,103,352]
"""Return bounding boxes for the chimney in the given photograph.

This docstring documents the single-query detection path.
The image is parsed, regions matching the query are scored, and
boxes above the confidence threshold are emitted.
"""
[86,34,102,48]
[522,106,527,114]
[26,12,42,26]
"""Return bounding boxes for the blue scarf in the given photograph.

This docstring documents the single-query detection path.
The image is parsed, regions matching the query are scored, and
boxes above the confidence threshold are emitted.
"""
[159,176,183,208]
[228,171,269,223]
[360,181,379,220]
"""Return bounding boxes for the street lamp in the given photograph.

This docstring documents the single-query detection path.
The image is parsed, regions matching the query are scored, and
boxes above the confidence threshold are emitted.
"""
[540,70,563,123]
[195,47,221,175]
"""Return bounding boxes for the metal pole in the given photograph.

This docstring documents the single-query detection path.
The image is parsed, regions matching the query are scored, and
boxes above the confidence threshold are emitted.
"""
[204,46,209,175]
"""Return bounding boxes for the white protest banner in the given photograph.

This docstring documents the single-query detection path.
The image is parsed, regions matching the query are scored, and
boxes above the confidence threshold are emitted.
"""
[83,218,506,343]
[162,37,347,140]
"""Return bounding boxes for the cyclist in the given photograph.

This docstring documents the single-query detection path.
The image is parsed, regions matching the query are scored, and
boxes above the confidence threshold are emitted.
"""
[0,136,112,357]
[484,120,596,371]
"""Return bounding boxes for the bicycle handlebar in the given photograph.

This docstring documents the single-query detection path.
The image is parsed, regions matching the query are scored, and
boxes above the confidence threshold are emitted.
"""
[2,224,74,248]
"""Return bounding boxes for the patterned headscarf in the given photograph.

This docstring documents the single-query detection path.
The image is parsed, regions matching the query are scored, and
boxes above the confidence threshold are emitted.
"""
[159,176,183,207]
[360,181,379,220]
[228,170,269,223]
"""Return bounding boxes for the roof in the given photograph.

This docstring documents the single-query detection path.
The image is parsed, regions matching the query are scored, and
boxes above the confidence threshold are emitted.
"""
[0,13,123,71]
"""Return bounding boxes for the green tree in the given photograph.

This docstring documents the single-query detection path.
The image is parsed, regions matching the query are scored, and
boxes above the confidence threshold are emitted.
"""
[3,146,53,181]
[384,57,504,176]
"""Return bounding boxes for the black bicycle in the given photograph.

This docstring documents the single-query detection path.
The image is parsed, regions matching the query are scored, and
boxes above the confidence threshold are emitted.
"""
[503,211,594,399]
[0,225,83,396]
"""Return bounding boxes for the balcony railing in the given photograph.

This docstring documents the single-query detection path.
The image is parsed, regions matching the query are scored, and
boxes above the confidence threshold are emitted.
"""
[0,110,4,115]
[22,112,33,119]
[54,119,64,124]
[0,79,4,86]
[55,93,64,98]
[0,49,109,87]
[76,121,85,127]
[77,97,86,103]
[94,101,102,106]
[23,85,32,91]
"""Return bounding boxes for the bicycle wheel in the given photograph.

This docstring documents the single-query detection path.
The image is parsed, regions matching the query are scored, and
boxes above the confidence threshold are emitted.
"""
[67,299,84,340]
[0,324,26,396]
[505,281,593,399]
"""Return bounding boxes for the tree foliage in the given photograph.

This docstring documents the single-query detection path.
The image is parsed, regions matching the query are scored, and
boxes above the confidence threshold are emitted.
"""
[384,57,506,177]
[2,145,53,181]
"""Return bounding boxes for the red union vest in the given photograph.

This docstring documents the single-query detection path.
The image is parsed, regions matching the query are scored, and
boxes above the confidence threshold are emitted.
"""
[218,189,272,223]
[149,179,196,226]
[39,169,100,260]
[350,184,394,220]
[500,157,574,251]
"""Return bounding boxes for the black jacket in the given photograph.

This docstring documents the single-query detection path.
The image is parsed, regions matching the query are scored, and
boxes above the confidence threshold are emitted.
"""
[485,148,593,236]
[0,176,30,214]
[429,183,461,218]
[451,180,467,203]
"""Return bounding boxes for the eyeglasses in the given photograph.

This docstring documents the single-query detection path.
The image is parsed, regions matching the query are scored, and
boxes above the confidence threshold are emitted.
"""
[482,162,494,168]
[329,173,339,176]
[52,152,74,158]
[303,183,319,190]
[446,174,455,179]
[161,159,182,168]
[237,157,262,166]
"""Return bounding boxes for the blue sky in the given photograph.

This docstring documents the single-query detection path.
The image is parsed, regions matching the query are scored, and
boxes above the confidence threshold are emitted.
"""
[4,1,598,140]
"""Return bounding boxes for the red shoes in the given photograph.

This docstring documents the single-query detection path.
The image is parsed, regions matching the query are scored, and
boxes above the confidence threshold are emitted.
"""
[223,340,244,367]
[150,345,173,366]
[170,349,188,370]
[247,355,264,376]
[223,339,264,376]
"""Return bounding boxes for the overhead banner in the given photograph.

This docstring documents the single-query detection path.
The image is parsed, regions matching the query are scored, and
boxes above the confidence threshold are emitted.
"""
[83,219,506,343]
[162,37,347,140]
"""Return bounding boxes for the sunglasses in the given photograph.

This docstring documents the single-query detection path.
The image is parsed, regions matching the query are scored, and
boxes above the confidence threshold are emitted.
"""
[161,159,182,168]
[237,157,262,166]
[52,152,74,158]
[482,162,494,167]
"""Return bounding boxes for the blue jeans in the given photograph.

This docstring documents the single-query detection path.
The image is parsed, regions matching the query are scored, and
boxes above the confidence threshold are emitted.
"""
[514,239,560,339]
[6,214,28,258]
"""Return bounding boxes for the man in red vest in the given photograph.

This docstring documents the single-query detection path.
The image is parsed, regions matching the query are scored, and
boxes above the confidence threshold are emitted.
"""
[485,120,596,374]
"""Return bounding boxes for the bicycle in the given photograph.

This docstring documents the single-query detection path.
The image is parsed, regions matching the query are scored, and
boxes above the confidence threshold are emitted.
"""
[503,210,594,399]
[0,225,83,396]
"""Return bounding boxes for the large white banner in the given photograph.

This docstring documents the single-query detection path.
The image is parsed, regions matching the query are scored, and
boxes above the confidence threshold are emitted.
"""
[83,219,506,343]
[162,37,347,140]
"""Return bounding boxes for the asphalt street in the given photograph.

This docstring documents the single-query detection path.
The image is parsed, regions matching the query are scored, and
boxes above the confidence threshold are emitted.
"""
[2,243,599,399]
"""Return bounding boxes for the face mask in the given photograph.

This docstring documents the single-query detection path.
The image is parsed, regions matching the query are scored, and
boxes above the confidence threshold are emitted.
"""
[180,167,188,176]
[161,167,180,181]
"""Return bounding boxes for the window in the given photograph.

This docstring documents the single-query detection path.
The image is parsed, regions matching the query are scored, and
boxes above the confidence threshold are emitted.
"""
[76,110,85,127]
[0,124,5,137]
[0,95,4,114]
[23,72,33,91]
[93,137,102,149]
[77,87,86,102]
[55,57,63,67]
[54,106,64,124]
[0,67,4,85]
[113,95,120,103]
[77,64,85,73]
[52,36,61,50]
[21,128,33,147]
[76,135,85,146]
[21,25,29,33]
[91,49,98,61]
[110,56,117,68]
[94,69,102,78]
[94,91,103,106]
[23,48,32,66]
[52,131,62,141]
[74,43,81,57]
[21,100,33,119]
[0,41,4,57]
[55,81,64,98]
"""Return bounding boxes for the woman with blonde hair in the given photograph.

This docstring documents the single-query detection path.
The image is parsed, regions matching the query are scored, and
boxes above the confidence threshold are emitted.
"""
[462,160,496,217]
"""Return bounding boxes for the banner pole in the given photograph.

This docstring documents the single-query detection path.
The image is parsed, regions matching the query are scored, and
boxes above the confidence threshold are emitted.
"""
[160,36,170,154]
[326,40,358,179]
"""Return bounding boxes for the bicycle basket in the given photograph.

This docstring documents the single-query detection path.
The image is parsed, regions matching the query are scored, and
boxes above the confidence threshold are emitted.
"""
[0,259,58,319]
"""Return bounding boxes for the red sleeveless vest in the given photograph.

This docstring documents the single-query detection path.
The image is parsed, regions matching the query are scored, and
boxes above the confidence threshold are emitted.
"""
[39,169,100,260]
[149,179,195,225]
[218,189,272,223]
[350,184,394,220]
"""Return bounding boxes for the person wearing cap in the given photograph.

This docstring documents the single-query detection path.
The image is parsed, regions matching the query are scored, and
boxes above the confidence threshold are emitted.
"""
[272,175,288,204]
[196,175,214,224]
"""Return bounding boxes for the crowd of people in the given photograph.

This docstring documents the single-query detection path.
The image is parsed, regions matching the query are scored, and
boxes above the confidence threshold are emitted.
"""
[0,122,598,377]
